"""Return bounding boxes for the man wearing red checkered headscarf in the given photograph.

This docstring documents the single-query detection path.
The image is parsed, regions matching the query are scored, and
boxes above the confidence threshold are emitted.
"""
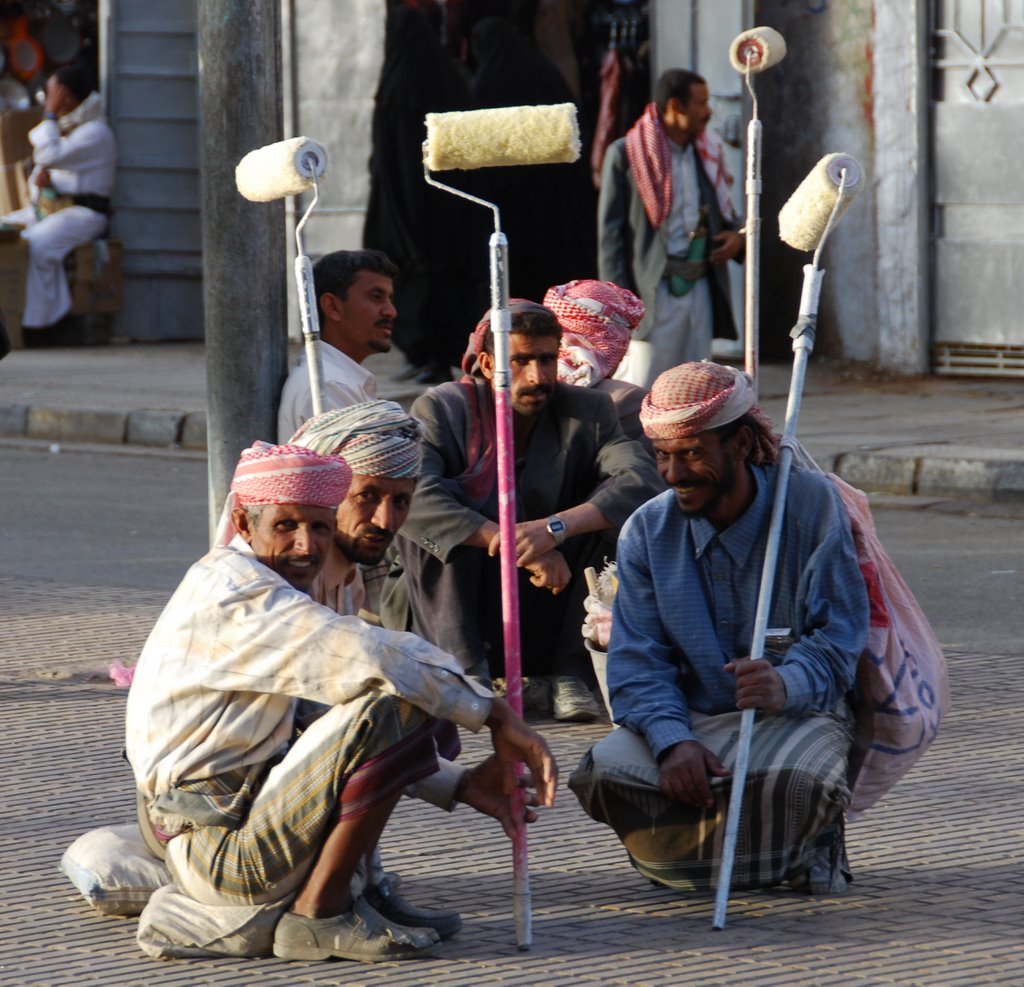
[126,442,557,963]
[543,278,651,445]
[597,69,744,389]
[570,360,869,898]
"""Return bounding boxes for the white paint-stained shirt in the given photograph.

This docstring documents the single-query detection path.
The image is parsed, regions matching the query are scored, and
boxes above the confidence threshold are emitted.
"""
[277,345,378,442]
[126,537,491,799]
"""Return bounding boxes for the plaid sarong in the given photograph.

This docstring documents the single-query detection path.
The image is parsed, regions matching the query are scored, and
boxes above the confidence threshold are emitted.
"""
[569,706,853,891]
[162,694,437,906]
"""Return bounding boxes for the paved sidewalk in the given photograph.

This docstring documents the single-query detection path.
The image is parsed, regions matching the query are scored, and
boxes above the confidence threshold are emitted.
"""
[0,342,1022,501]
[1,575,1022,986]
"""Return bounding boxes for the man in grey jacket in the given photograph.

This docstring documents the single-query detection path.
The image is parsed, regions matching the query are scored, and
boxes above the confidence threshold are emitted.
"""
[381,302,664,723]
[598,68,743,388]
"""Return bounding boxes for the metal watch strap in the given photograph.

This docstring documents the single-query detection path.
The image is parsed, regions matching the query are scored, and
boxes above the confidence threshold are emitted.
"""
[546,515,567,546]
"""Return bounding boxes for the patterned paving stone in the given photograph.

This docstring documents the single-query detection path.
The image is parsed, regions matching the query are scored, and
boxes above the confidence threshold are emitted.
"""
[1,577,1022,986]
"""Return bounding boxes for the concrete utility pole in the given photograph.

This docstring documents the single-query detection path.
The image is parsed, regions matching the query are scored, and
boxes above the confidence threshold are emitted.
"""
[198,0,287,541]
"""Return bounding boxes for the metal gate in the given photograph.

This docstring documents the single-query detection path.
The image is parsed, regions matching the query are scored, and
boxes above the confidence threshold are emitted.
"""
[103,0,203,340]
[932,0,1024,375]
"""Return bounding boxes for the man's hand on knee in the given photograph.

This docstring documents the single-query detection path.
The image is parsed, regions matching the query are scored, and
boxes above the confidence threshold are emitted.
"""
[725,657,787,714]
[456,754,540,839]
[484,697,558,816]
[658,740,730,809]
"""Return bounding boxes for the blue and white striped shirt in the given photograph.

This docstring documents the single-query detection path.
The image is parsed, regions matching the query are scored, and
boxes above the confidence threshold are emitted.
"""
[608,465,868,759]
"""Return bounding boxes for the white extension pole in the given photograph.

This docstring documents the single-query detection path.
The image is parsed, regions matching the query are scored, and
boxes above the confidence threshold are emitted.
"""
[293,176,325,417]
[713,166,852,930]
[743,81,762,392]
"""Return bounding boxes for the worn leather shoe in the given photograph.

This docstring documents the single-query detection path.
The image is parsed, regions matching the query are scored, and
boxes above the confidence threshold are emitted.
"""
[552,675,602,722]
[364,874,462,940]
[272,895,440,962]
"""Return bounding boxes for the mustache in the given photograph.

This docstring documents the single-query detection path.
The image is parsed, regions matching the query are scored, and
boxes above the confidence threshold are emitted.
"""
[518,385,552,397]
[280,553,320,565]
[360,525,395,541]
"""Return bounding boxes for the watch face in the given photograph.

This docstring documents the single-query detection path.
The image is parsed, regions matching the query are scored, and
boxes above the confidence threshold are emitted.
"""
[547,517,566,537]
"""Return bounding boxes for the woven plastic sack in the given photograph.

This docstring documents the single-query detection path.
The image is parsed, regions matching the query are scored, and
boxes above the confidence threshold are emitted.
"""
[60,823,169,917]
[136,884,287,959]
[828,474,950,817]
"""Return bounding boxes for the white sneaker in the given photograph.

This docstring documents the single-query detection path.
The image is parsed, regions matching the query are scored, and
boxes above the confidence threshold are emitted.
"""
[552,676,601,722]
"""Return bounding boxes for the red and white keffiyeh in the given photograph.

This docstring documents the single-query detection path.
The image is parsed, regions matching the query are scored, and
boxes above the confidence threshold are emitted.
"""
[624,102,736,230]
[640,362,778,464]
[544,279,644,386]
[230,442,352,508]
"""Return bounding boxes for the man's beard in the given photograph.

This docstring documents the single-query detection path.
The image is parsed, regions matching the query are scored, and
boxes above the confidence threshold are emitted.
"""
[675,454,737,519]
[337,527,393,566]
[511,384,552,417]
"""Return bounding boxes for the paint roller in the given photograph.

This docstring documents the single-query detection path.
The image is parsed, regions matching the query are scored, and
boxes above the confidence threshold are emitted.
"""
[713,153,863,932]
[235,137,331,416]
[423,101,580,952]
[728,26,788,393]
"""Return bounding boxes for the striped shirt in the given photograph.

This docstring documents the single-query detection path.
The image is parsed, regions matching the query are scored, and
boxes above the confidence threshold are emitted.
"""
[608,465,868,760]
[126,537,491,799]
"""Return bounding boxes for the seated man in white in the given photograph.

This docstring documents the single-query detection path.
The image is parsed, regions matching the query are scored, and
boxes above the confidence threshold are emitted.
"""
[5,66,116,337]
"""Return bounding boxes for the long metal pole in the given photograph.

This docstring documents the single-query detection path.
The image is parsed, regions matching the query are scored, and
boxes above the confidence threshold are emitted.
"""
[489,230,531,950]
[199,0,287,543]
[742,65,761,393]
[712,264,822,931]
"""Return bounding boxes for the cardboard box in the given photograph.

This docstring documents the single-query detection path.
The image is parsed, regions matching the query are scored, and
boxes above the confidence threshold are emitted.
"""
[0,109,41,215]
[0,231,29,349]
[68,238,123,316]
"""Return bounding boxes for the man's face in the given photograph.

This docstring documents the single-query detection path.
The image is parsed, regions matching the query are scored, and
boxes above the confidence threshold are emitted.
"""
[653,428,747,526]
[321,271,396,363]
[665,83,712,141]
[480,333,559,417]
[232,503,336,592]
[333,474,415,566]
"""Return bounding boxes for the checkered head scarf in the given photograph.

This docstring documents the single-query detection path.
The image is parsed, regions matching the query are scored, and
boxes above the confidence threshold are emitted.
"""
[289,401,423,478]
[640,362,779,464]
[624,102,736,229]
[230,441,353,507]
[543,279,644,386]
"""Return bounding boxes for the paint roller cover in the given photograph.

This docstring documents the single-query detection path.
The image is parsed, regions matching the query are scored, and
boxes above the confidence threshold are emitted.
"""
[235,137,330,202]
[729,26,787,73]
[778,153,863,251]
[425,103,580,171]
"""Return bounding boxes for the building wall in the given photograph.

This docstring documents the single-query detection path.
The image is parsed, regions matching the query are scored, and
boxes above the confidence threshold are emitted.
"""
[754,1,881,362]
[282,0,384,339]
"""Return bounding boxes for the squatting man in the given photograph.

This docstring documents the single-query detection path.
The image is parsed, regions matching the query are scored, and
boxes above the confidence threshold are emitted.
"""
[126,440,556,963]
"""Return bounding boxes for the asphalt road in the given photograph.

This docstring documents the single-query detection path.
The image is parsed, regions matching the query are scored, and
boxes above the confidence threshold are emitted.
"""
[3,443,1021,654]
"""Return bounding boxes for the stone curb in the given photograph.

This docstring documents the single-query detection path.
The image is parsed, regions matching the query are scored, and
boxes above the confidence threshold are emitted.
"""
[835,447,1024,502]
[0,403,206,451]
[4,400,1023,503]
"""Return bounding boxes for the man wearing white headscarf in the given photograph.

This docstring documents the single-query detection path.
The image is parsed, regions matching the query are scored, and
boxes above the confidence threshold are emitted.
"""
[569,362,868,896]
[291,401,484,940]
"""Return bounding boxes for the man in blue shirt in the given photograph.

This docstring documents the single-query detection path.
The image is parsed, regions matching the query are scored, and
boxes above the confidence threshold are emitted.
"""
[570,361,869,893]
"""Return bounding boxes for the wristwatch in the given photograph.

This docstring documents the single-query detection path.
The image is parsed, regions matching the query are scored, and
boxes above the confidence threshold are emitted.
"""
[545,515,568,546]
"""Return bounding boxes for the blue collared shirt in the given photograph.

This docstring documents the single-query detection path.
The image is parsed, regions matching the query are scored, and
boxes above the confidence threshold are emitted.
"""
[608,465,868,760]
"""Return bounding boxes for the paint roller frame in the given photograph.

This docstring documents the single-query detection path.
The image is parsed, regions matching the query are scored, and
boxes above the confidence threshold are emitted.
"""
[728,25,788,396]
[235,137,330,417]
[421,129,531,952]
[421,104,580,951]
[712,159,860,932]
